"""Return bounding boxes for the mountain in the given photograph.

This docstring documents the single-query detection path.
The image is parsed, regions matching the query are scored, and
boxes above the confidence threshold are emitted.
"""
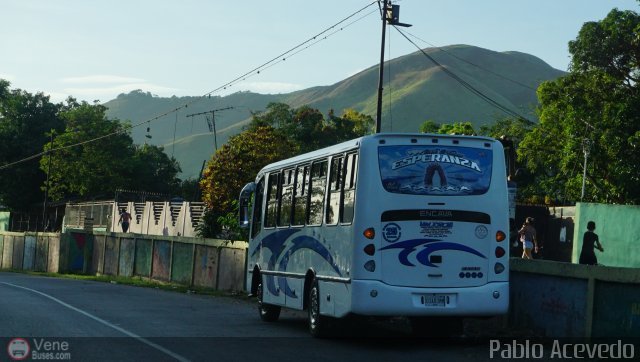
[104,44,565,179]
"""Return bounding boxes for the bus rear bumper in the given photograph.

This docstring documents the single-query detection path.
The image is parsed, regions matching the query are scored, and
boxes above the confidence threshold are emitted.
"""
[350,280,509,317]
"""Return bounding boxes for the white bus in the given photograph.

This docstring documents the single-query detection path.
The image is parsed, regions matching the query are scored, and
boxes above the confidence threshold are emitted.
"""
[239,133,509,337]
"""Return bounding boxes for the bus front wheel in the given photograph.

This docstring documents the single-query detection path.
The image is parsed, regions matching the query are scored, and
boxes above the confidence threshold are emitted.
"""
[257,281,280,322]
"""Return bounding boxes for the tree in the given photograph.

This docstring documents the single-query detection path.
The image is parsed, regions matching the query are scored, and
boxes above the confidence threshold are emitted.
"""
[0,80,63,210]
[41,101,136,201]
[418,120,477,135]
[340,109,374,137]
[41,100,182,201]
[479,117,535,144]
[438,121,476,135]
[130,144,181,195]
[479,117,538,202]
[419,120,440,133]
[251,103,373,153]
[519,8,640,204]
[198,104,373,238]
[199,126,298,237]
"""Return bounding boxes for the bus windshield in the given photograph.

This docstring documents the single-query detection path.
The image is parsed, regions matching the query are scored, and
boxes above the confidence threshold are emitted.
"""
[378,145,493,196]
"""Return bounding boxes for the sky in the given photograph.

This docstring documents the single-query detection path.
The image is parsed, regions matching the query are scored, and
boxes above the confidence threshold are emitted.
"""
[1,0,638,104]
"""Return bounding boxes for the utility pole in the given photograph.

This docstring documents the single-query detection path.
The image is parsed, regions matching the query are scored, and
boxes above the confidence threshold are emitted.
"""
[375,0,411,133]
[186,106,233,151]
[581,138,591,201]
[42,130,54,231]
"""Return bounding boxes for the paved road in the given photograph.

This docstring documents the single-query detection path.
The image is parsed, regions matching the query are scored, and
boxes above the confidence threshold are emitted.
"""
[0,272,500,362]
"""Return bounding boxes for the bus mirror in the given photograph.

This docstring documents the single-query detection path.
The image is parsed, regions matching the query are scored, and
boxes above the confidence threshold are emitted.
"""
[238,182,256,229]
[239,197,250,229]
[239,203,250,229]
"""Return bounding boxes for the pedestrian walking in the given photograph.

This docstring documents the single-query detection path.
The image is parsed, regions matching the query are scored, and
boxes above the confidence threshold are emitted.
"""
[518,217,538,259]
[579,221,604,265]
[118,208,132,233]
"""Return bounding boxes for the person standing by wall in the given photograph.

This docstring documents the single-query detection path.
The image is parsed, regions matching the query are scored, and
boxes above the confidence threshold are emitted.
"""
[579,220,604,265]
[118,208,132,233]
[518,217,538,259]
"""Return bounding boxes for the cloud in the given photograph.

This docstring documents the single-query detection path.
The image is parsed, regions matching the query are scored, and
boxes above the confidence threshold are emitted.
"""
[63,83,180,99]
[64,83,178,95]
[43,74,182,103]
[61,75,146,84]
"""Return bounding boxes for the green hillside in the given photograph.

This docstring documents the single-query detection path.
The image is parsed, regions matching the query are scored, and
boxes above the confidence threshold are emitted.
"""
[104,44,565,178]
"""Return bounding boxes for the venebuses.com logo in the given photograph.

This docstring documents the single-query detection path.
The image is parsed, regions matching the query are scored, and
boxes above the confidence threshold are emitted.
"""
[7,338,30,361]
[7,337,72,361]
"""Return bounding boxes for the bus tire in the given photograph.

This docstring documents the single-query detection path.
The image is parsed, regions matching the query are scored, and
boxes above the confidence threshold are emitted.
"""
[257,281,280,322]
[308,278,329,338]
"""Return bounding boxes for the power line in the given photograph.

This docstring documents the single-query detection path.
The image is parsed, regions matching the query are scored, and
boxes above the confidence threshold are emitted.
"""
[0,2,379,172]
[393,26,531,121]
[199,1,379,98]
[400,31,537,91]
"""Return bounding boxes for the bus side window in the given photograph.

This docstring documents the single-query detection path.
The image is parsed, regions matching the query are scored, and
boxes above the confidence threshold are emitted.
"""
[326,156,343,225]
[342,153,358,224]
[264,173,279,228]
[292,165,309,226]
[308,160,327,225]
[278,168,294,227]
[251,177,265,238]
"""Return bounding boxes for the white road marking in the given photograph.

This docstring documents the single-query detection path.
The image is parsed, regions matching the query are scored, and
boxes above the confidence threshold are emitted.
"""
[1,281,191,362]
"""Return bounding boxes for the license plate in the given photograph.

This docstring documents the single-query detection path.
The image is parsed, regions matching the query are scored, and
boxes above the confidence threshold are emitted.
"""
[422,294,449,307]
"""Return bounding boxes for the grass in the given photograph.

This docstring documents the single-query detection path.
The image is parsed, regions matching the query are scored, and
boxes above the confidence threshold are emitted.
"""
[1,269,251,301]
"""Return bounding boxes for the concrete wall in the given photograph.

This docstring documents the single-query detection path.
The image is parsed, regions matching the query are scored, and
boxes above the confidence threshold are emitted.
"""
[0,232,62,273]
[572,203,640,268]
[1,230,247,292]
[511,258,640,338]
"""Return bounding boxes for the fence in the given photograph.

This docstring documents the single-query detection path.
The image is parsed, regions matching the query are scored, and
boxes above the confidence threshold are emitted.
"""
[0,232,63,273]
[511,258,640,338]
[572,202,640,268]
[0,229,247,292]
[64,202,113,231]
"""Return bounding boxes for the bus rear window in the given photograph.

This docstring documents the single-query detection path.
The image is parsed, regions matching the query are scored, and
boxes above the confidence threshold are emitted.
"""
[378,145,492,196]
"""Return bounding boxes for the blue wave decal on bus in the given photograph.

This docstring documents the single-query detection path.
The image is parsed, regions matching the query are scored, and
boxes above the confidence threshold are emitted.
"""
[254,230,341,297]
[252,229,301,296]
[277,236,342,298]
[380,239,486,267]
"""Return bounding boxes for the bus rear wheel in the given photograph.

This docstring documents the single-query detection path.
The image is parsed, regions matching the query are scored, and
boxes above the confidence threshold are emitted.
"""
[308,279,330,338]
[257,281,280,322]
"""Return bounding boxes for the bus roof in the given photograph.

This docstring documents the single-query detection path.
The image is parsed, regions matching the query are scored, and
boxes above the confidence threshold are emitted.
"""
[256,133,499,175]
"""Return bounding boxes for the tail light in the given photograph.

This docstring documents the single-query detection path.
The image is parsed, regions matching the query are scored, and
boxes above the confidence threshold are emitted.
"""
[363,228,375,240]
[495,231,506,242]
[364,260,376,272]
[495,246,506,258]
[364,244,375,256]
